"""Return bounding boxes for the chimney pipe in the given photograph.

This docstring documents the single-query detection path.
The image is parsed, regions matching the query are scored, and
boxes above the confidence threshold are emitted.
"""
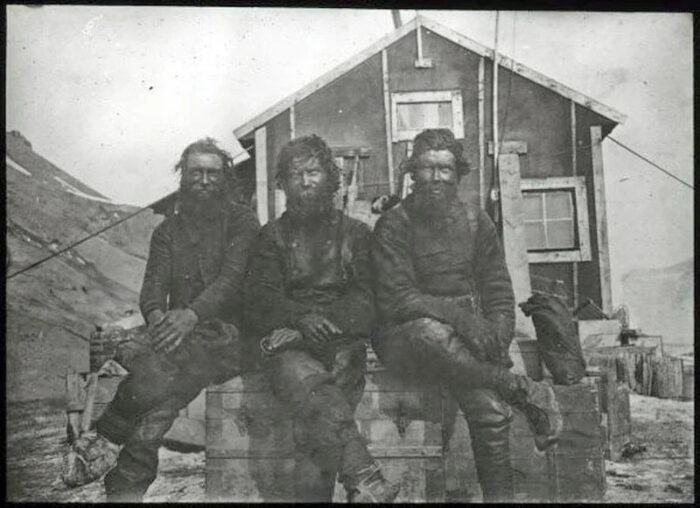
[391,10,402,28]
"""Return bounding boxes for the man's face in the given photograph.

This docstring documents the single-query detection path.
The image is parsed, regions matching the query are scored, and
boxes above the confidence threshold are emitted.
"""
[283,156,328,202]
[180,152,225,202]
[412,149,459,195]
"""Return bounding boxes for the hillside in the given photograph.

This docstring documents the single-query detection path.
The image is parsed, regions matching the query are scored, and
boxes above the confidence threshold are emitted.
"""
[5,131,163,401]
[621,259,694,357]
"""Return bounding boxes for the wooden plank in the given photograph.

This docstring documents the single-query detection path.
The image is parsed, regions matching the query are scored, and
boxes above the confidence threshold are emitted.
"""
[571,100,580,308]
[254,127,268,225]
[651,356,684,398]
[289,103,295,139]
[206,457,296,502]
[497,151,537,345]
[478,56,486,209]
[65,371,83,443]
[418,15,627,125]
[590,125,613,314]
[81,373,99,433]
[382,49,395,194]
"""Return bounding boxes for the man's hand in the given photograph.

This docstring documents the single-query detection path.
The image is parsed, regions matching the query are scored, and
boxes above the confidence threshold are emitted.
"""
[296,313,343,343]
[151,308,199,354]
[146,310,166,331]
[260,328,303,355]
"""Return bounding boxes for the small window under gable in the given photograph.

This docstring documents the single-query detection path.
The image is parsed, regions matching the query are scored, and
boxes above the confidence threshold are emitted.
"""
[391,90,464,142]
[521,176,592,263]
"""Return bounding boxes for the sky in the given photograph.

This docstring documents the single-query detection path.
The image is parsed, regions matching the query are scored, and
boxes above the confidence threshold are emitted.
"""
[5,6,693,310]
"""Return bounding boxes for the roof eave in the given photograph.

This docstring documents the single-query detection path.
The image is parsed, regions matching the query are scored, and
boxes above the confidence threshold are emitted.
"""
[233,14,626,139]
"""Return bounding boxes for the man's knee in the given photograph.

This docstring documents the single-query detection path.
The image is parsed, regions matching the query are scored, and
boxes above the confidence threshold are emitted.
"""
[125,354,178,405]
[267,350,333,409]
[461,389,513,428]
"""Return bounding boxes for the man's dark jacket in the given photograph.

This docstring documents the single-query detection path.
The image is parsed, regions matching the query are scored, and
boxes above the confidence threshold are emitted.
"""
[371,194,515,362]
[244,209,375,339]
[139,198,260,325]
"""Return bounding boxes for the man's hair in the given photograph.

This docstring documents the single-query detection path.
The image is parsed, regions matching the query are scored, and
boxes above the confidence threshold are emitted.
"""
[174,137,235,179]
[275,134,341,193]
[400,128,471,177]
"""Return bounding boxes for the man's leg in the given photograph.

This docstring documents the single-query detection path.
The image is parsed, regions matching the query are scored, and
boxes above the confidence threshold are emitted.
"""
[266,346,391,501]
[100,321,242,501]
[373,318,562,452]
[103,395,186,502]
[459,389,514,502]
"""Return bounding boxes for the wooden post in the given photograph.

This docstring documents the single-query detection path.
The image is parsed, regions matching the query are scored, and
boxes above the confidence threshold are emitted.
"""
[478,57,486,209]
[497,145,537,347]
[254,127,269,225]
[289,103,295,140]
[590,126,613,314]
[81,373,99,433]
[570,101,579,309]
[382,49,395,194]
[66,370,84,443]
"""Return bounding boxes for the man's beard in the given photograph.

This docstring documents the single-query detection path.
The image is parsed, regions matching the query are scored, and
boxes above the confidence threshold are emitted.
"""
[285,184,335,222]
[179,182,226,219]
[412,181,459,220]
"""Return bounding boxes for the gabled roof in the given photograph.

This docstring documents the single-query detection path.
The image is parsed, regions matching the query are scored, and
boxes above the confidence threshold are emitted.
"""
[234,15,626,139]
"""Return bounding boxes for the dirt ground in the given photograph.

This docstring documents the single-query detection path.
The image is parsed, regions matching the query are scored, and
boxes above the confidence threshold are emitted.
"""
[6,393,693,503]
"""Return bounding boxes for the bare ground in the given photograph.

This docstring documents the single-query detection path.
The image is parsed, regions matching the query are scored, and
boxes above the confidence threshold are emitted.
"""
[6,392,693,503]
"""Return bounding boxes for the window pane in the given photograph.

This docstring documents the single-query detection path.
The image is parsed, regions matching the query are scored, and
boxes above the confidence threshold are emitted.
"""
[437,102,453,127]
[522,193,543,221]
[397,102,453,131]
[545,191,573,219]
[546,219,575,248]
[525,222,547,250]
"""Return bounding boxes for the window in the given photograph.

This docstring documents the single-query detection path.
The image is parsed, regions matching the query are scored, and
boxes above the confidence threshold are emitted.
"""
[391,91,464,142]
[520,176,591,263]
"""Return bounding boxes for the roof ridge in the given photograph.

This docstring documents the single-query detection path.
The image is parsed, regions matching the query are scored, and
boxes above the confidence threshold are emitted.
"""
[233,14,626,138]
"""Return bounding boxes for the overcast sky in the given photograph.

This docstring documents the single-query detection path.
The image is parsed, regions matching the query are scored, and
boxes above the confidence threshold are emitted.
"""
[6,6,693,307]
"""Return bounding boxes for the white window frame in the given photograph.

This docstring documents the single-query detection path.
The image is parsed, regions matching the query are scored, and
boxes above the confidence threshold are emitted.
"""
[520,176,591,264]
[390,90,464,142]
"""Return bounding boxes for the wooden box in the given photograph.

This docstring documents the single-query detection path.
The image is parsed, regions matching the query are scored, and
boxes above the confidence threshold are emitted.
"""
[445,380,606,502]
[205,368,445,502]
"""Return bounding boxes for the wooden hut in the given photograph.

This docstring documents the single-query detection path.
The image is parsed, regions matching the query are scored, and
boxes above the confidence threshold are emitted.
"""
[232,15,626,330]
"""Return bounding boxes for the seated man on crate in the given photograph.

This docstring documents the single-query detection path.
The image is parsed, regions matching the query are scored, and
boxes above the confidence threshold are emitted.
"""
[61,138,260,501]
[370,128,563,502]
[243,135,399,503]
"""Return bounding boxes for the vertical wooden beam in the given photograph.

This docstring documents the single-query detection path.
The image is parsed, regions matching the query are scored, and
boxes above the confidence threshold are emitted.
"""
[498,148,537,346]
[590,125,613,314]
[478,57,486,209]
[382,49,395,194]
[570,100,579,309]
[254,127,268,225]
[289,103,296,140]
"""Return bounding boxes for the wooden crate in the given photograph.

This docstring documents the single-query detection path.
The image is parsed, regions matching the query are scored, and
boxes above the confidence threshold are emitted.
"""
[584,367,631,461]
[445,380,606,502]
[205,369,445,502]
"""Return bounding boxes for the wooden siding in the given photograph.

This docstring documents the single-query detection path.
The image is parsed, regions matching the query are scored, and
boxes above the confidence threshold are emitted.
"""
[295,53,388,197]
[244,25,617,308]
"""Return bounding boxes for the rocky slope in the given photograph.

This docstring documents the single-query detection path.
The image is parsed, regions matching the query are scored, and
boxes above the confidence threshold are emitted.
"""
[5,131,163,401]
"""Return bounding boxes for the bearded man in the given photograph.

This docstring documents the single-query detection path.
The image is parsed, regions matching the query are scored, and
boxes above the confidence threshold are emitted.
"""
[370,128,562,502]
[62,138,259,501]
[244,135,398,503]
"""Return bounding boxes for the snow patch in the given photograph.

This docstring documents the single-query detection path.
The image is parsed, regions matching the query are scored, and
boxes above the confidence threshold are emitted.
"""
[53,176,112,203]
[6,155,32,177]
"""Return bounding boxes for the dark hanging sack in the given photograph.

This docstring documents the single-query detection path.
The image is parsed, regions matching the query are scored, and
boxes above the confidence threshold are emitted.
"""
[519,293,587,385]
